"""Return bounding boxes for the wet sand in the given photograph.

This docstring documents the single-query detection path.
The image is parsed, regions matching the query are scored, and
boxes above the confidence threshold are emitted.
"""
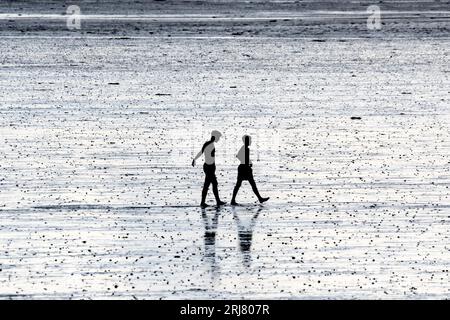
[1,0,449,38]
[0,1,449,299]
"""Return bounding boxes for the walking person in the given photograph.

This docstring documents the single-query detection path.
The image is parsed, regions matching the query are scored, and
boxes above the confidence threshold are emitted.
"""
[192,130,226,208]
[231,135,269,205]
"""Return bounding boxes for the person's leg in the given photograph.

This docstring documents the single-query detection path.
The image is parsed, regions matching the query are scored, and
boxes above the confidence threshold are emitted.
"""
[248,176,262,199]
[201,178,211,207]
[206,164,225,205]
[211,175,225,205]
[231,178,243,205]
[248,176,270,203]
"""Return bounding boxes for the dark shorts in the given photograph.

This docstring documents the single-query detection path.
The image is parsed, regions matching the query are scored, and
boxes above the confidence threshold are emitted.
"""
[237,164,253,181]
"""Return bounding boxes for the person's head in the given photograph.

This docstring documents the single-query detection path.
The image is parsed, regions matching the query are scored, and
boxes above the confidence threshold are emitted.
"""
[242,135,251,146]
[211,130,222,142]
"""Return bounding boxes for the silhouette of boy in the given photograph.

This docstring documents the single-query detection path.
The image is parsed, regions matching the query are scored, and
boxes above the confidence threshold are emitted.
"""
[231,135,269,205]
[192,130,226,208]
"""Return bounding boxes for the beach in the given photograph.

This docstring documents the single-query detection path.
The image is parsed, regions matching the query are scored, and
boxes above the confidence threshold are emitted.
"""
[0,1,449,299]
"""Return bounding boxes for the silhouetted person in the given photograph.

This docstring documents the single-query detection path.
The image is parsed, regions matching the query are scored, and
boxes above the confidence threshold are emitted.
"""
[192,130,226,208]
[231,135,269,205]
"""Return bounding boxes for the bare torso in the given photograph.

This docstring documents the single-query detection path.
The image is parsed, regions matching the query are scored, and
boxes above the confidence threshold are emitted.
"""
[237,145,252,165]
[203,141,215,165]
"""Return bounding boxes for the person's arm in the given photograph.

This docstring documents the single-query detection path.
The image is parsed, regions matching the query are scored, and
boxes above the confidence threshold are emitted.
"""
[192,149,203,167]
[192,141,209,167]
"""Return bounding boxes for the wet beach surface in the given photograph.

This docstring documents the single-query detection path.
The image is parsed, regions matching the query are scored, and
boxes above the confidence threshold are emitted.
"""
[1,0,449,38]
[0,1,449,299]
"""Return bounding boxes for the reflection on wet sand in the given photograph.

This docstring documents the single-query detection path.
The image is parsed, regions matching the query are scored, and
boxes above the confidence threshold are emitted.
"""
[201,206,263,277]
[201,207,221,278]
[232,206,263,268]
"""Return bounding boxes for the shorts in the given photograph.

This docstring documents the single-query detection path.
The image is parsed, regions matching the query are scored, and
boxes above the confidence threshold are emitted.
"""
[237,164,253,181]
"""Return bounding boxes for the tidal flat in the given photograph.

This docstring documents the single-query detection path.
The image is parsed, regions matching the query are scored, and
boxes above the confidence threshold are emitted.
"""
[0,1,449,299]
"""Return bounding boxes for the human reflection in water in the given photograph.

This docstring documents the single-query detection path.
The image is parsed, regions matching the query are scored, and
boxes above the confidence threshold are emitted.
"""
[201,207,221,278]
[232,206,262,268]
